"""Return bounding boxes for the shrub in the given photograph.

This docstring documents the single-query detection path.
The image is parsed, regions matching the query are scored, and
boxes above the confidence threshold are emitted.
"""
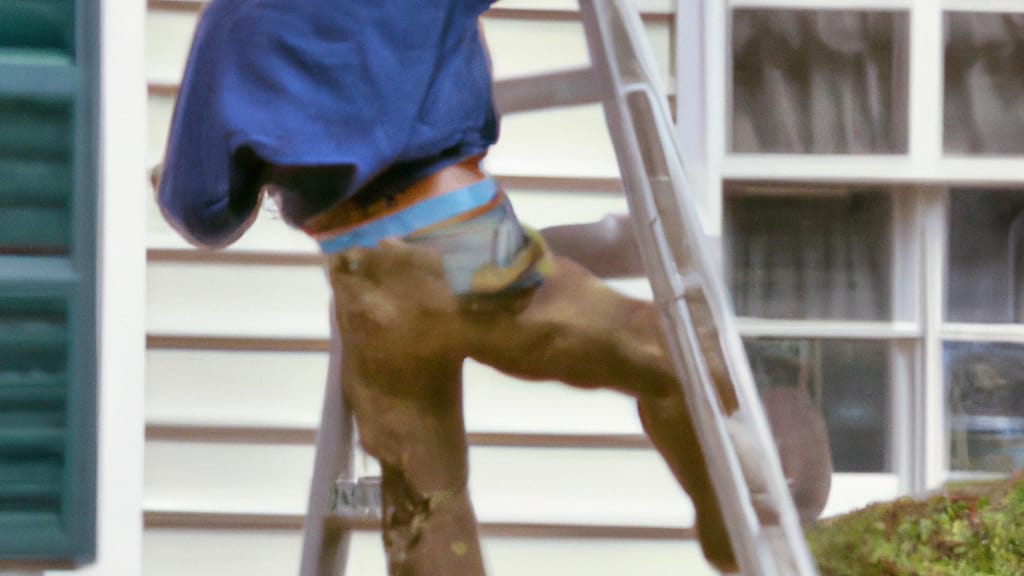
[808,472,1024,576]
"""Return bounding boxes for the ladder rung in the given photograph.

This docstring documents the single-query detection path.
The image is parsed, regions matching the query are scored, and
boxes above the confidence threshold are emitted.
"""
[672,271,703,300]
[331,476,383,520]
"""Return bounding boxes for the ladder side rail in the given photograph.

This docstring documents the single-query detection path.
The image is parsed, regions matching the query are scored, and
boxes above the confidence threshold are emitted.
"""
[300,301,356,576]
[637,81,816,576]
[601,70,773,576]
[577,1,819,574]
[608,84,772,574]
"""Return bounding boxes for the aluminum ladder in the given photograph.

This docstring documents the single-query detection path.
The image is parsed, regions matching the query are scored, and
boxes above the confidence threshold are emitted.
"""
[300,1,820,574]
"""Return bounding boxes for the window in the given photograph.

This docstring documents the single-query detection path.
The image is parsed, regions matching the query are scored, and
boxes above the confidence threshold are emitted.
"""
[692,0,1024,502]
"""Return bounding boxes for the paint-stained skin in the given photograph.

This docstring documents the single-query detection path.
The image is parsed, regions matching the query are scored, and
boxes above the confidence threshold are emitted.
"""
[329,234,834,574]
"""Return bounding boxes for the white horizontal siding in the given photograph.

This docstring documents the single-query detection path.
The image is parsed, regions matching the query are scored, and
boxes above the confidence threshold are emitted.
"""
[146,261,332,338]
[145,441,315,516]
[143,430,897,525]
[143,531,717,576]
[146,261,648,340]
[463,361,644,435]
[146,93,174,175]
[144,441,694,527]
[147,349,644,435]
[504,190,629,228]
[488,105,622,179]
[482,17,673,86]
[144,529,304,576]
[145,349,328,429]
[145,10,194,83]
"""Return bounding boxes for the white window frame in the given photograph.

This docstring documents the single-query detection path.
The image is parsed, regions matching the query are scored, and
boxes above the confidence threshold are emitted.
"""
[676,0,1024,507]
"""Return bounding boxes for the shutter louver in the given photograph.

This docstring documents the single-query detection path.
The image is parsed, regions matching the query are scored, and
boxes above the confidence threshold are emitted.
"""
[0,297,67,527]
[0,0,95,566]
[0,1,75,60]
[0,99,73,255]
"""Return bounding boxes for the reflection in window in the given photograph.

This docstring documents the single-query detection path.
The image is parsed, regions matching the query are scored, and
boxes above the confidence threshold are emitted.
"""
[946,189,1024,323]
[745,338,890,472]
[944,13,1024,155]
[947,342,1024,473]
[731,9,908,154]
[725,186,892,320]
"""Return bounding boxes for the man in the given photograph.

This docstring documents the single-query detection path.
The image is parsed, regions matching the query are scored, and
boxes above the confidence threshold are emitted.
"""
[158,1,789,573]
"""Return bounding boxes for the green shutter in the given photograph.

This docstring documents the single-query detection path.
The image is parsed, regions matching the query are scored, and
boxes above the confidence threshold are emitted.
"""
[0,0,97,565]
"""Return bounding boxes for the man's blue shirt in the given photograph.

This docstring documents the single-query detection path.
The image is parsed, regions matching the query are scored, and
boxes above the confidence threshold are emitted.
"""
[158,0,499,247]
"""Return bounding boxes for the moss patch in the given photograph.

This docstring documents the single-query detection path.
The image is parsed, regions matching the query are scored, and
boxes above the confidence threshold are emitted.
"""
[807,473,1024,576]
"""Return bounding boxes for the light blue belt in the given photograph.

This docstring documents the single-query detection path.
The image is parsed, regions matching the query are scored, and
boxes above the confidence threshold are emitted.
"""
[317,178,499,254]
[319,178,545,296]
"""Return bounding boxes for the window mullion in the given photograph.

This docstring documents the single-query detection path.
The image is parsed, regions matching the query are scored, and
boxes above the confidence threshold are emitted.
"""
[675,0,727,238]
[736,318,918,340]
[907,0,943,171]
[919,187,949,492]
[729,0,912,9]
[941,0,1024,14]
[888,188,920,493]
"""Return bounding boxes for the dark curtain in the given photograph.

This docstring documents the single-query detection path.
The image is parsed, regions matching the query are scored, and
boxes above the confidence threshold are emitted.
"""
[947,190,1024,323]
[731,10,906,154]
[944,12,1024,155]
[726,190,891,321]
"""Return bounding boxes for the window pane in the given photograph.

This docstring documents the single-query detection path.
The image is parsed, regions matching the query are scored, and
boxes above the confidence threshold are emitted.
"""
[947,341,1024,473]
[944,12,1024,155]
[731,9,908,154]
[725,185,892,320]
[946,189,1024,323]
[745,338,891,472]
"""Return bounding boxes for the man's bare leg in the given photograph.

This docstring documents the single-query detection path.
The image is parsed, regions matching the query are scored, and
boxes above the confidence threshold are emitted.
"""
[332,255,486,576]
[465,255,738,572]
[327,242,738,572]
